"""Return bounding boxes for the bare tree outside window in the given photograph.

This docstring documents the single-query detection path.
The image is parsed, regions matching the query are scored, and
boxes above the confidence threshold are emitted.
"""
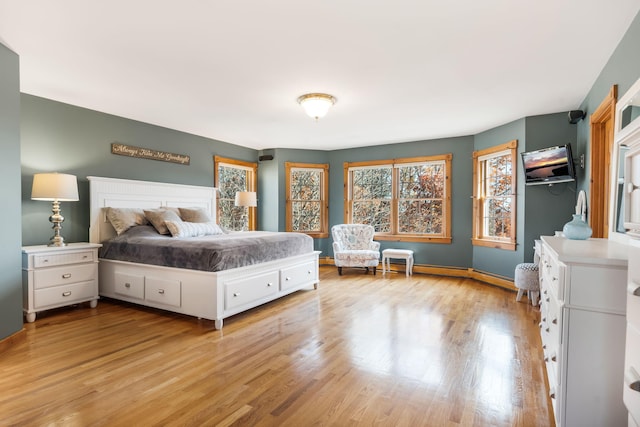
[345,155,452,243]
[286,162,329,238]
[214,156,257,231]
[472,140,517,250]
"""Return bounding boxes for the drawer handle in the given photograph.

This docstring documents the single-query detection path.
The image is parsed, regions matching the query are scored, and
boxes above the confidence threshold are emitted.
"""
[125,283,131,288]
[267,282,273,287]
[62,273,72,279]
[625,367,640,393]
[62,291,72,297]
[545,327,550,333]
[552,318,557,324]
[234,292,240,297]
[158,289,165,295]
[82,255,89,259]
[286,277,291,281]
[307,270,312,274]
[549,390,556,400]
[628,283,640,297]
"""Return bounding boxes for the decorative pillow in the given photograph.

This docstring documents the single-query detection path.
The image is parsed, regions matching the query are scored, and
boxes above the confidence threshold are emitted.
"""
[165,220,225,238]
[106,207,148,235]
[179,207,213,223]
[144,208,182,235]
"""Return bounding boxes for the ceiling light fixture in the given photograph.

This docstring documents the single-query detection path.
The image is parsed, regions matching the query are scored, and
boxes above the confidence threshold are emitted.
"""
[297,93,337,120]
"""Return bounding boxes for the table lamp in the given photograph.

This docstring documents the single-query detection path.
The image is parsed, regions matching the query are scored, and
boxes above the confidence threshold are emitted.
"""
[31,172,79,246]
[234,191,257,231]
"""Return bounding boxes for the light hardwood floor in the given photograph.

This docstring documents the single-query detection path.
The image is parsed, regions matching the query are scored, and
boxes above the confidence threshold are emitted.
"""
[0,266,554,426]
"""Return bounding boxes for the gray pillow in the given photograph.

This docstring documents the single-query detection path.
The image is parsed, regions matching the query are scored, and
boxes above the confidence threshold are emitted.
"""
[106,207,148,235]
[144,208,182,235]
[178,207,213,223]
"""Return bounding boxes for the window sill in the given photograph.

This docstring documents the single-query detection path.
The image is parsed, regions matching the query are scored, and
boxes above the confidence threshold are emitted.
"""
[472,238,516,251]
[375,234,452,244]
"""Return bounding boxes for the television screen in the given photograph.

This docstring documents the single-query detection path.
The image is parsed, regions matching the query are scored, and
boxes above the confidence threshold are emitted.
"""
[521,144,576,186]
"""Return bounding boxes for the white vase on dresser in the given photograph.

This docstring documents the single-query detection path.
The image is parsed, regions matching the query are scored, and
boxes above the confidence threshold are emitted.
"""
[538,236,628,427]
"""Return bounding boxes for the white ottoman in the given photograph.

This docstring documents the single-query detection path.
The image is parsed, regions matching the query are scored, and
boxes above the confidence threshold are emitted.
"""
[382,249,414,277]
[514,262,540,305]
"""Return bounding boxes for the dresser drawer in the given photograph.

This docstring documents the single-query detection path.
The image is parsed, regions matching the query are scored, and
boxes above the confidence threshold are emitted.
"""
[34,263,97,289]
[34,280,97,308]
[225,271,279,310]
[34,250,95,268]
[567,265,627,313]
[625,326,640,423]
[280,261,316,291]
[145,277,181,308]
[114,272,145,300]
[629,245,640,330]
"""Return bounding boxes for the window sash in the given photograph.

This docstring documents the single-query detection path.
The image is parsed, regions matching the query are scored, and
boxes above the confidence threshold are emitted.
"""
[345,155,451,242]
[472,141,517,250]
[214,156,257,231]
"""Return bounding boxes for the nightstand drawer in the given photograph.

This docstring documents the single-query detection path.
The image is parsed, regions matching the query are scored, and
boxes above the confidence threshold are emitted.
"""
[33,280,97,308]
[34,263,97,289]
[34,250,95,268]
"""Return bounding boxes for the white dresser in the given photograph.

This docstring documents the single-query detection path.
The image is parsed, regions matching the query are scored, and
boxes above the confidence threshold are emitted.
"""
[22,243,102,322]
[625,240,640,426]
[538,236,628,427]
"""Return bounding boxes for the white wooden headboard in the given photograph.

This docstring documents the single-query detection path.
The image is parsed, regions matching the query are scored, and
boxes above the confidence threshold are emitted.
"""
[88,176,217,243]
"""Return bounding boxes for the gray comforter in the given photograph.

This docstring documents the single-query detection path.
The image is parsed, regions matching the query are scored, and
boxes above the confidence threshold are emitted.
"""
[99,225,314,272]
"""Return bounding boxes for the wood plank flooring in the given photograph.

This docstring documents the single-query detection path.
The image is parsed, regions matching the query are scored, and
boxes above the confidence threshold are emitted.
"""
[0,266,554,426]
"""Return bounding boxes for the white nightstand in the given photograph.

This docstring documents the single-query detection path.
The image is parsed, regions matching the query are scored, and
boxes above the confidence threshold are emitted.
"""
[22,242,102,323]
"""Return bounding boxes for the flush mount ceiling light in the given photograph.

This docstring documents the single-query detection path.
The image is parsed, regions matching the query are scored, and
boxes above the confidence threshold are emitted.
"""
[297,93,337,120]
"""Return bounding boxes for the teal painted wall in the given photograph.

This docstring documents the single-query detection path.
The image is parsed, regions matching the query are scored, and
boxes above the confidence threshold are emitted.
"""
[523,114,577,261]
[473,118,527,277]
[21,94,258,246]
[0,43,24,340]
[327,136,475,269]
[577,10,640,197]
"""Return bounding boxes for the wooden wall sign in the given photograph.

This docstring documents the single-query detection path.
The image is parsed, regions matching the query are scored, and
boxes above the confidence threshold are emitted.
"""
[111,143,190,165]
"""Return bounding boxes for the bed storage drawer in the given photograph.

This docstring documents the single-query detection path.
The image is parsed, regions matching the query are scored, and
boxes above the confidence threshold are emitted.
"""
[145,277,181,307]
[280,261,316,291]
[225,271,279,310]
[114,272,145,300]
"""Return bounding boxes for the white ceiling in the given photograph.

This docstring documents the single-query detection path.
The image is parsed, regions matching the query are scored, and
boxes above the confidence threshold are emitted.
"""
[1,1,639,151]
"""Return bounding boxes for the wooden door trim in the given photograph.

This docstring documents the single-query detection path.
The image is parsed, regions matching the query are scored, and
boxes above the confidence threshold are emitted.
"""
[589,85,617,238]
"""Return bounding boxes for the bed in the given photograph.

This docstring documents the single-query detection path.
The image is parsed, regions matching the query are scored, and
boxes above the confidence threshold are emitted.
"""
[88,176,320,329]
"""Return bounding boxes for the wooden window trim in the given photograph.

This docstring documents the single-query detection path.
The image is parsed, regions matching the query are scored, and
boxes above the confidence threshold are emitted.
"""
[344,154,452,244]
[213,155,258,231]
[285,162,329,238]
[472,140,517,251]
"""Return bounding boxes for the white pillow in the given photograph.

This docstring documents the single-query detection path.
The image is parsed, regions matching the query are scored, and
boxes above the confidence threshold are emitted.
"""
[165,220,224,238]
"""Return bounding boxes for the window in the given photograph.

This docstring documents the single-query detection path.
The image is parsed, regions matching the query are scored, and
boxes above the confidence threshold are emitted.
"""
[214,156,257,231]
[285,162,329,238]
[344,154,452,243]
[472,140,517,250]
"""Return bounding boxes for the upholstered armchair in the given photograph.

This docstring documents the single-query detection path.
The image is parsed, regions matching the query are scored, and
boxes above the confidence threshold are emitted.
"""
[331,224,381,275]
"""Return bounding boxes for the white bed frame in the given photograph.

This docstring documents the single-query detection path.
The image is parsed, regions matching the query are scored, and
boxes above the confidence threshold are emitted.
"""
[88,176,319,329]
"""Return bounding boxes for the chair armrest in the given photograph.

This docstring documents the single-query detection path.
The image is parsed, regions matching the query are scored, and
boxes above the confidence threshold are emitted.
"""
[370,241,380,251]
[333,241,343,253]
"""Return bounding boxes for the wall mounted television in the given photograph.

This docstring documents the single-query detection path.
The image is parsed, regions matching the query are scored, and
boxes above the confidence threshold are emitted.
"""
[521,144,576,186]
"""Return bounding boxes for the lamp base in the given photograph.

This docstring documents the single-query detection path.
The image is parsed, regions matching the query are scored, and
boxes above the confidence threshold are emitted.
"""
[48,236,67,247]
[47,200,68,246]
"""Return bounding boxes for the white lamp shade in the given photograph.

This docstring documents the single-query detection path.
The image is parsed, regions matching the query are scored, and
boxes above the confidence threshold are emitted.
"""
[234,191,257,207]
[297,93,336,119]
[31,173,79,201]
